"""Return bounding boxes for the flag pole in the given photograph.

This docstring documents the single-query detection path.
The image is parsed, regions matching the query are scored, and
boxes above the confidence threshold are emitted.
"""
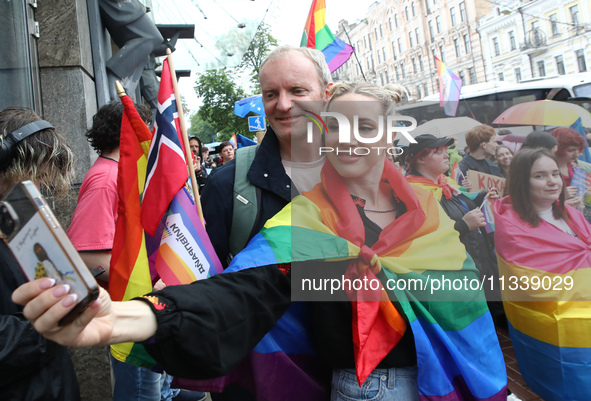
[166,49,205,226]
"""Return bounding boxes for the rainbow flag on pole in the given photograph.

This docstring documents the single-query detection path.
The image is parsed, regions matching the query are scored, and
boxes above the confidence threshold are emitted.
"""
[495,197,591,401]
[301,0,354,73]
[435,56,462,117]
[109,93,158,368]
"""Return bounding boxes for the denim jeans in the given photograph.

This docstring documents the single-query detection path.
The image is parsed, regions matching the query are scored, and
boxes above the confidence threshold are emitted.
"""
[331,366,420,401]
[111,355,179,401]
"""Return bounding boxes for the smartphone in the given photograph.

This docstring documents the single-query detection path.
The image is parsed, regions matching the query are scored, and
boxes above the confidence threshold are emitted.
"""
[0,181,99,325]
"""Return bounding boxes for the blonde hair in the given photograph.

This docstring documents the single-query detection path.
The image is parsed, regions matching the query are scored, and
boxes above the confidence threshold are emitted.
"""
[326,81,406,115]
[0,107,74,197]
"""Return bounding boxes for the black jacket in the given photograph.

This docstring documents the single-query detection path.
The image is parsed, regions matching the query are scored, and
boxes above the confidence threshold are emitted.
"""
[201,128,292,268]
[0,242,80,401]
[458,154,503,178]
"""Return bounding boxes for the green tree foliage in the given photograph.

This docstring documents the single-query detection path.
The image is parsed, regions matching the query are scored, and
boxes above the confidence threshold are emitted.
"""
[189,113,216,144]
[194,68,247,141]
[238,22,278,92]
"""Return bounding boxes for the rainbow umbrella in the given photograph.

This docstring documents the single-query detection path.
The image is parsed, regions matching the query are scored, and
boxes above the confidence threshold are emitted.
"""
[493,99,591,128]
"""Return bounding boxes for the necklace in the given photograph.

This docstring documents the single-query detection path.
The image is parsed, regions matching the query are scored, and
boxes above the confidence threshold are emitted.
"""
[364,208,396,213]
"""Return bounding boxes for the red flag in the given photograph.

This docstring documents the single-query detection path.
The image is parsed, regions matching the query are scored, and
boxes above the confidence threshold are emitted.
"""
[141,59,188,236]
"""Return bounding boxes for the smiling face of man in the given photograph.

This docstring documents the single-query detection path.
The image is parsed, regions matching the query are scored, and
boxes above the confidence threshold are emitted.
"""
[259,51,331,146]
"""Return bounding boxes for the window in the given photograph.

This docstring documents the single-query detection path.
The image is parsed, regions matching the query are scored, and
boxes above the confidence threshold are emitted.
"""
[364,36,367,48]
[389,18,393,31]
[550,14,559,35]
[464,34,471,54]
[454,38,461,57]
[439,45,446,62]
[459,2,466,22]
[436,16,441,33]
[395,14,399,27]
[375,28,379,41]
[459,70,465,82]
[385,71,389,83]
[412,57,417,73]
[416,28,420,45]
[405,6,410,21]
[538,60,546,77]
[577,49,587,72]
[378,50,381,64]
[371,55,375,70]
[367,57,371,71]
[417,85,422,99]
[556,55,565,75]
[493,37,500,56]
[412,2,416,17]
[392,41,397,60]
[426,0,431,14]
[432,48,438,63]
[451,7,457,26]
[409,32,414,47]
[380,73,384,86]
[429,20,435,41]
[469,67,476,84]
[395,66,400,80]
[514,67,522,82]
[498,72,504,81]
[570,5,579,25]
[419,55,424,71]
[1,0,41,110]
[509,31,516,50]
[380,25,384,38]
[398,38,403,53]
[424,83,429,97]
[401,62,406,78]
[382,47,387,62]
[368,35,372,50]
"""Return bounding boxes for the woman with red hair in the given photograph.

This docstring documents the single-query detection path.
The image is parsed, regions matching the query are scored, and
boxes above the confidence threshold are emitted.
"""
[550,127,589,207]
[550,127,586,186]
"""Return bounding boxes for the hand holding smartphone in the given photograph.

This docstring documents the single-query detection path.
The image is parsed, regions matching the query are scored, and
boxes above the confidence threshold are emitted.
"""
[0,181,99,325]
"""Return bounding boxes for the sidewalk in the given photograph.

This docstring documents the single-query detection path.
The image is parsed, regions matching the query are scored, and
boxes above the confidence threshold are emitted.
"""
[496,326,543,401]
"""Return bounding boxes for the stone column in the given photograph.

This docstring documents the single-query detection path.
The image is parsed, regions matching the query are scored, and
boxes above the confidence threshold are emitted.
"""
[35,1,112,400]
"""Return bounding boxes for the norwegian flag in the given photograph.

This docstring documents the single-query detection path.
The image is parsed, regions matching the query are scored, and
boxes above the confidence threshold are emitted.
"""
[140,58,188,236]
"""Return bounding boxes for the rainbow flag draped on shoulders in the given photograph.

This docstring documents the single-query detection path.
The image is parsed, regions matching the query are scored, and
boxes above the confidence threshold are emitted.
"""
[186,160,506,400]
[301,0,354,73]
[494,197,591,401]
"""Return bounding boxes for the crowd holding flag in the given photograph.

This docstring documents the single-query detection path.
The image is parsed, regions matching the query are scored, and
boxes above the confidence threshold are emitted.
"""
[301,0,354,73]
[435,56,463,117]
[109,52,223,368]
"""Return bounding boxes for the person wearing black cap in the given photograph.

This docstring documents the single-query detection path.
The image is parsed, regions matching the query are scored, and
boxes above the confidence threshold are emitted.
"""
[405,134,505,327]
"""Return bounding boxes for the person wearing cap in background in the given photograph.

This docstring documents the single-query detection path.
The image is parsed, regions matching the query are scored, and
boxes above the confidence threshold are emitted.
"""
[405,134,505,327]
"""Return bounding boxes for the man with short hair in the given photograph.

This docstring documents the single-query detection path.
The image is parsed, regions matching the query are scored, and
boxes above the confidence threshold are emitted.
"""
[459,124,503,177]
[201,45,331,267]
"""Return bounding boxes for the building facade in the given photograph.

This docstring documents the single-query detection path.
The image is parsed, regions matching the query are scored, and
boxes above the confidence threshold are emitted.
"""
[478,0,591,84]
[334,0,490,101]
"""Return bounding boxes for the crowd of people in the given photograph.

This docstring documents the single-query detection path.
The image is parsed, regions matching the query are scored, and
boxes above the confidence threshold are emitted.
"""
[2,45,591,401]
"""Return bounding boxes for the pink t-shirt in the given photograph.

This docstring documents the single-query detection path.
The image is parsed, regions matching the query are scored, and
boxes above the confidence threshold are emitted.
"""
[67,157,118,251]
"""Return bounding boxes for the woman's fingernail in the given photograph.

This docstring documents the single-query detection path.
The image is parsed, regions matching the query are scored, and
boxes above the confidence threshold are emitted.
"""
[40,278,56,289]
[53,284,70,298]
[62,293,78,308]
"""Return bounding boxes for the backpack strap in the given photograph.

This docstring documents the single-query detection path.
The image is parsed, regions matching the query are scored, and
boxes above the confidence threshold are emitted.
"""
[229,145,261,259]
